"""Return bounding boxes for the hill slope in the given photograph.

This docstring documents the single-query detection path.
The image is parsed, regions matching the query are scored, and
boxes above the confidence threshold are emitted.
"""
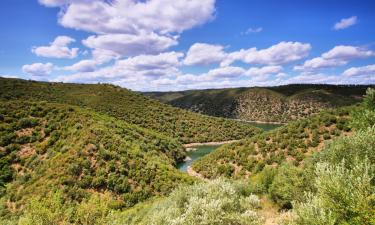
[0,100,195,217]
[0,78,260,144]
[192,107,353,179]
[145,84,371,123]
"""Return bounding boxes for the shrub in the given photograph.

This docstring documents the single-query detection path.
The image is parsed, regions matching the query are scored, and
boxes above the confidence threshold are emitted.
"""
[269,163,312,209]
[112,178,264,225]
[292,160,374,225]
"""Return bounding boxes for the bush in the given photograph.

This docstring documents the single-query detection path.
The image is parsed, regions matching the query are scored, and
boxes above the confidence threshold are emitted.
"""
[291,127,375,225]
[292,160,374,225]
[269,163,312,209]
[112,178,264,225]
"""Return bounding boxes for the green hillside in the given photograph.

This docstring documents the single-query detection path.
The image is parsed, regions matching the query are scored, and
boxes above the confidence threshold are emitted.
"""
[145,84,372,123]
[0,78,261,144]
[192,106,353,178]
[0,100,195,219]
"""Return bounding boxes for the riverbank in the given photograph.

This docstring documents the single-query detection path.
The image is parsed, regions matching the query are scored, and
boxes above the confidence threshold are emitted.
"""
[187,166,205,179]
[232,119,287,125]
[183,140,238,148]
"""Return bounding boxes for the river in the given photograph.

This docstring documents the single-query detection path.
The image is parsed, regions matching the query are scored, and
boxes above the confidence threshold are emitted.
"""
[177,122,283,172]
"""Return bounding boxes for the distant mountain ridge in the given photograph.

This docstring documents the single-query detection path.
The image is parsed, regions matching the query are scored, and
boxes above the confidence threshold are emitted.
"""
[145,84,373,123]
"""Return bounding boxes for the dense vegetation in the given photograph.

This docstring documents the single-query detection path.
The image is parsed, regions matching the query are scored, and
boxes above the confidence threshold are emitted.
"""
[1,76,373,224]
[0,100,195,222]
[112,178,264,225]
[146,84,372,123]
[192,106,353,178]
[0,78,261,144]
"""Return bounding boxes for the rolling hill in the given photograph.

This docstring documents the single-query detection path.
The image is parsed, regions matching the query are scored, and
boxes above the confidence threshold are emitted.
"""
[145,84,372,123]
[191,106,353,179]
[0,78,261,144]
[0,100,195,218]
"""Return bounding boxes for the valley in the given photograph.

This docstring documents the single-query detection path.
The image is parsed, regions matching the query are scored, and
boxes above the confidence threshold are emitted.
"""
[0,78,374,225]
[1,1,374,224]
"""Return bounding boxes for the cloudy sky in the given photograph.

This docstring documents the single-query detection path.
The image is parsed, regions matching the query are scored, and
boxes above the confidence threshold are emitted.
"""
[1,0,375,91]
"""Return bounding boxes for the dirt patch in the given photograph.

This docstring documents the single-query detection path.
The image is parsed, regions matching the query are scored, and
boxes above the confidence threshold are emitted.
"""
[17,144,35,158]
[187,166,206,180]
[16,128,34,137]
[183,140,239,148]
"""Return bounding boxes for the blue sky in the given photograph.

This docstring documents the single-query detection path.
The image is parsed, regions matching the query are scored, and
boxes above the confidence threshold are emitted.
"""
[0,0,374,91]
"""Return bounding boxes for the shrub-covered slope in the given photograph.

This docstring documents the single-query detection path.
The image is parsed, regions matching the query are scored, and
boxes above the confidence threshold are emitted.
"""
[0,78,261,144]
[146,84,371,123]
[192,107,353,178]
[0,100,195,218]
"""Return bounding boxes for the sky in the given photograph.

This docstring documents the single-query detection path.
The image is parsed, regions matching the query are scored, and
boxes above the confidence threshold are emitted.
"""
[0,0,375,91]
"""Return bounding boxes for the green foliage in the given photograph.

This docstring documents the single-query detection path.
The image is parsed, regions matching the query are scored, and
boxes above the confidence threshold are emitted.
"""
[351,88,375,130]
[111,178,264,225]
[269,163,312,209]
[0,100,195,219]
[291,126,375,225]
[17,191,73,225]
[363,88,375,111]
[292,160,374,225]
[0,78,261,144]
[192,107,352,179]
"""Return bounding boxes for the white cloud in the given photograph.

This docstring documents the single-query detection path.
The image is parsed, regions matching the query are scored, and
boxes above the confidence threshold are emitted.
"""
[82,33,178,57]
[334,16,357,30]
[55,51,183,82]
[207,66,246,78]
[245,65,283,76]
[242,27,263,35]
[342,64,375,77]
[116,51,183,71]
[322,45,374,59]
[64,60,97,72]
[46,0,216,35]
[22,63,54,76]
[32,36,78,59]
[184,43,226,65]
[221,41,311,66]
[295,45,375,71]
[0,75,19,79]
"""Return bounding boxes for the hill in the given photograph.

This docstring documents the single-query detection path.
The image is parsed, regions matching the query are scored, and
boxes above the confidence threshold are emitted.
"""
[145,84,372,123]
[0,78,261,144]
[191,106,353,179]
[0,100,195,218]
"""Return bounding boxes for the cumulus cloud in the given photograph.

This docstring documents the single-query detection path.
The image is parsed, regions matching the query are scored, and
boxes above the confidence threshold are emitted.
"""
[221,41,311,66]
[184,43,226,65]
[22,63,54,76]
[294,45,375,71]
[283,73,340,84]
[342,64,375,77]
[64,60,97,72]
[207,66,246,78]
[42,0,216,34]
[245,65,283,76]
[82,33,178,57]
[32,36,78,59]
[39,0,216,63]
[55,51,183,82]
[334,16,357,30]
